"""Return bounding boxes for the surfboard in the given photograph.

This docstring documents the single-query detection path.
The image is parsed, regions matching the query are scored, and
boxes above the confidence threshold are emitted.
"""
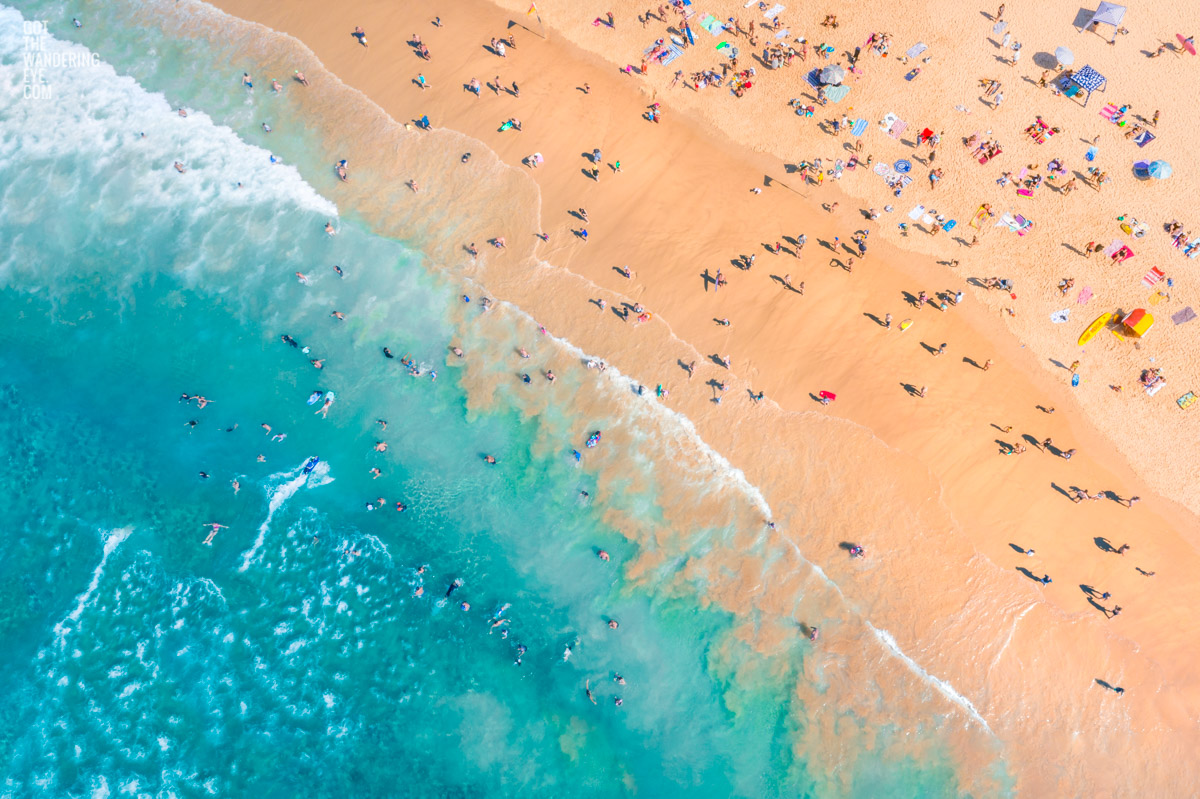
[1077,312,1112,346]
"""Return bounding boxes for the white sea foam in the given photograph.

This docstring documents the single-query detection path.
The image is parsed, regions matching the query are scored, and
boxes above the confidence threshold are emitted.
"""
[238,459,331,572]
[0,7,337,220]
[53,527,132,645]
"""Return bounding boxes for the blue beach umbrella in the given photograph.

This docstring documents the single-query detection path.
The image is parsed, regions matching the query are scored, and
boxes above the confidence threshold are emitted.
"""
[1133,160,1173,179]
[1148,160,1173,179]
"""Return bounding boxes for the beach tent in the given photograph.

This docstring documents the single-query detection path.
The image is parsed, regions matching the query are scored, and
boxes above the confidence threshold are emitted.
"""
[1067,65,1106,107]
[1120,308,1154,337]
[1078,3,1126,40]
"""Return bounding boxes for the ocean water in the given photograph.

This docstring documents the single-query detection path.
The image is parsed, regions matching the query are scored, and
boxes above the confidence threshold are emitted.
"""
[0,4,1010,797]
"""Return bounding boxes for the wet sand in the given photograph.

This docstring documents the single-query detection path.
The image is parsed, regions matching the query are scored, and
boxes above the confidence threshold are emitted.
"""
[193,0,1200,792]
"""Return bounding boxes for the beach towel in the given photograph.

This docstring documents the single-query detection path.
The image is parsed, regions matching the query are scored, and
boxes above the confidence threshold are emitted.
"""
[992,21,1007,36]
[905,68,921,81]
[906,42,927,59]
[1085,146,1098,161]
[699,15,725,35]
[850,118,869,136]
[921,214,935,226]
[743,0,756,6]
[775,29,790,39]
[1050,309,1071,323]
[1172,306,1197,325]
[659,43,684,66]
[969,205,990,229]
[1099,104,1118,121]
[1017,188,1034,197]
[979,146,1002,164]
[1103,240,1124,258]
[1147,382,1164,396]
[1149,291,1168,306]
[893,159,912,173]
[1142,266,1166,287]
[907,204,926,221]
[1135,130,1155,148]
[1077,287,1093,304]
[762,3,785,19]
[888,119,908,139]
[943,220,957,232]
[806,68,821,88]
[874,162,892,175]
[1178,391,1198,410]
[879,112,899,131]
[825,85,850,102]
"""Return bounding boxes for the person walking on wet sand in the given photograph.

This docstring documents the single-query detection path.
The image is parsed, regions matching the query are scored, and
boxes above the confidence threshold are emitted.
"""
[1124,495,1140,508]
[1116,544,1131,555]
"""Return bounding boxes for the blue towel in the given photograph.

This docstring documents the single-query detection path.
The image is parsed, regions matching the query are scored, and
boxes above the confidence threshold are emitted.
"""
[850,118,868,136]
[806,69,821,88]
[1085,146,1097,162]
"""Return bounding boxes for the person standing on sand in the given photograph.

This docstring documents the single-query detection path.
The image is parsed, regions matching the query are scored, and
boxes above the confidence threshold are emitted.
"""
[1125,496,1140,508]
[983,359,993,371]
[918,385,928,398]
[884,313,892,329]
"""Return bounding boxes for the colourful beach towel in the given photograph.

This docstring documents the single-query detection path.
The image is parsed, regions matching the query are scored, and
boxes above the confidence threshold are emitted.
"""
[806,68,821,88]
[888,119,908,139]
[1142,266,1166,287]
[1135,130,1156,148]
[1172,306,1197,325]
[1099,104,1118,121]
[1016,188,1033,197]
[874,162,892,175]
[904,68,921,81]
[1076,286,1093,304]
[969,205,990,229]
[1177,391,1198,410]
[1103,240,1124,258]
[850,118,868,136]
[699,15,725,35]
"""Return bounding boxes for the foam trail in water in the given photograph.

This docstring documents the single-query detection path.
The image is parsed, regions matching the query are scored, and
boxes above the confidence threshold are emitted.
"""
[53,526,132,645]
[238,458,331,572]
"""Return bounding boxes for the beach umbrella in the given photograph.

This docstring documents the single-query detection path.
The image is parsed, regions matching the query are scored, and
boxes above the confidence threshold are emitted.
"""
[1148,160,1173,179]
[819,64,846,85]
[1055,46,1074,67]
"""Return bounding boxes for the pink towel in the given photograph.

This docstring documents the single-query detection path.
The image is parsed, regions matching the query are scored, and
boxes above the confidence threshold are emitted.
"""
[1017,188,1033,197]
[888,120,908,139]
[1099,104,1118,120]
[1076,287,1093,304]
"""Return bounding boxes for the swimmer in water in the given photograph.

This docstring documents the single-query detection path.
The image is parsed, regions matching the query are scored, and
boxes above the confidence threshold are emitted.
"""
[515,644,527,665]
[446,578,463,598]
[231,479,240,494]
[809,626,819,642]
[324,221,336,236]
[281,334,298,347]
[173,162,187,173]
[262,122,273,133]
[522,374,531,384]
[336,161,349,182]
[370,467,381,479]
[241,72,253,89]
[585,680,597,705]
[374,441,388,452]
[377,419,388,431]
[484,454,497,464]
[202,522,227,545]
[333,264,344,277]
[294,71,309,86]
[185,420,198,430]
[614,674,626,685]
[451,346,464,357]
[383,347,394,358]
[271,78,282,92]
[316,395,335,418]
[330,311,345,320]
[296,272,309,284]
[598,549,609,561]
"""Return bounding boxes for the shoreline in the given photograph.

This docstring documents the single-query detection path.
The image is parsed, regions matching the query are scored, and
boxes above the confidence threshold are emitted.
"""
[164,0,1200,792]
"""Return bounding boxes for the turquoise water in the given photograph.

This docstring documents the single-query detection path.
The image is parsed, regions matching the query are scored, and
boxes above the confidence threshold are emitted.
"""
[0,5,1004,796]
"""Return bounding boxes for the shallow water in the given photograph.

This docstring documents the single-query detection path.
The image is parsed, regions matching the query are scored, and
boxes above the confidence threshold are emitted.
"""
[0,4,1011,797]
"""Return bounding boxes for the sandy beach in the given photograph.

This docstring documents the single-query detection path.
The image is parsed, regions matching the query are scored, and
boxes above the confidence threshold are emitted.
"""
[188,0,1200,792]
